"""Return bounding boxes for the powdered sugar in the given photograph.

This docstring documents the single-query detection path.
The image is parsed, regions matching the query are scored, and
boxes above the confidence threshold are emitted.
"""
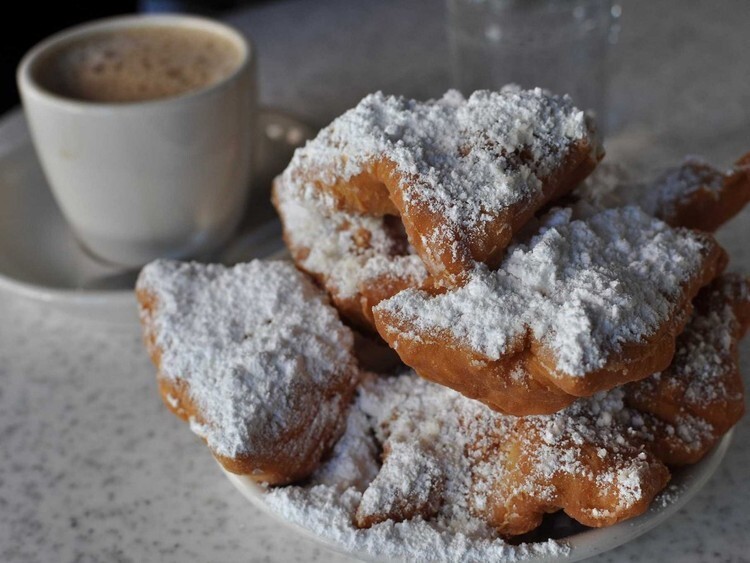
[265,373,573,562]
[464,382,665,531]
[262,371,666,561]
[375,206,716,377]
[264,483,567,563]
[136,259,358,460]
[274,178,428,300]
[259,276,748,557]
[573,155,741,226]
[569,161,633,217]
[624,274,749,459]
[309,402,380,491]
[671,304,740,405]
[639,156,725,219]
[281,86,599,277]
[284,86,590,227]
[230,275,746,560]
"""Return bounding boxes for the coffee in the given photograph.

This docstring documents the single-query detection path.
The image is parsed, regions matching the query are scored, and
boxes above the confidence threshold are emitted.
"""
[33,26,242,103]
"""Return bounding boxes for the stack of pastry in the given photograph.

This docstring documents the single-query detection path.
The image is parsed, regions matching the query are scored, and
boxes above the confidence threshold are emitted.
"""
[137,86,750,547]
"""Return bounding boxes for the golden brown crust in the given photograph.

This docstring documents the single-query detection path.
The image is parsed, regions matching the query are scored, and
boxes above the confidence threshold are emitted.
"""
[210,389,354,483]
[283,89,604,286]
[322,169,399,216]
[141,288,355,484]
[350,140,601,285]
[372,325,576,416]
[272,177,430,333]
[469,420,670,535]
[136,262,360,485]
[654,152,750,232]
[352,372,677,538]
[625,274,750,465]
[374,239,726,415]
[354,442,445,528]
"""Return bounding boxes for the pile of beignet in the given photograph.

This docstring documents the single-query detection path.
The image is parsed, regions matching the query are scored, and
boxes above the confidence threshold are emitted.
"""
[138,86,750,538]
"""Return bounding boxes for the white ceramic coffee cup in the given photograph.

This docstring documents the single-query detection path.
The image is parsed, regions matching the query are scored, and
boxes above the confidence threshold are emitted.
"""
[17,14,256,268]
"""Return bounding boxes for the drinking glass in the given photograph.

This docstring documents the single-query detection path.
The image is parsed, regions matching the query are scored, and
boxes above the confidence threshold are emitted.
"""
[447,0,621,131]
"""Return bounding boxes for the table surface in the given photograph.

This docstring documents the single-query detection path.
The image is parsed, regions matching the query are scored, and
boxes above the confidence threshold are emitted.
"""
[2,1,749,562]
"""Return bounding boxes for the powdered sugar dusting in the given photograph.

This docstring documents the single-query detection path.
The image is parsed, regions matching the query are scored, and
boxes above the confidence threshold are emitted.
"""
[137,259,358,460]
[465,383,665,532]
[262,371,666,561]
[248,276,748,559]
[625,274,749,459]
[669,304,740,405]
[309,398,380,491]
[569,161,633,218]
[265,373,573,562]
[283,85,593,233]
[264,483,567,563]
[274,178,428,300]
[639,156,725,218]
[376,206,715,377]
[572,155,741,226]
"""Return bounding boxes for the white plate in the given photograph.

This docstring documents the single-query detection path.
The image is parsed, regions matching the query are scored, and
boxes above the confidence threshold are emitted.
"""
[0,107,310,324]
[222,430,733,562]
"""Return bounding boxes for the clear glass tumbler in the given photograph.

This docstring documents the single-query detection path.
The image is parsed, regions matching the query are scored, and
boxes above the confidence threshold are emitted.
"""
[447,0,620,130]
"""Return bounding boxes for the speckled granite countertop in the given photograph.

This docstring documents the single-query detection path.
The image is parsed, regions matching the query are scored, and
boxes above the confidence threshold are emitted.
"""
[1,1,749,561]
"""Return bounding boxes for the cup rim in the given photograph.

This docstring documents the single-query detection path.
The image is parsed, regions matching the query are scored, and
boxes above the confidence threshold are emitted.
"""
[16,13,254,112]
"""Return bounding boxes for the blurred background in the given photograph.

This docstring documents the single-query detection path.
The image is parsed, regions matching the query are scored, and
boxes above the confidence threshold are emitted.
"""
[3,0,749,171]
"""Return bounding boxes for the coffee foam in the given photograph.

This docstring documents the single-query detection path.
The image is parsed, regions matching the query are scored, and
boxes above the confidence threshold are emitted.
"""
[35,26,242,103]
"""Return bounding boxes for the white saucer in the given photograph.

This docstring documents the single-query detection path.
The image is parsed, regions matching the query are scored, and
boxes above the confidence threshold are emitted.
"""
[223,430,733,562]
[0,107,312,324]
